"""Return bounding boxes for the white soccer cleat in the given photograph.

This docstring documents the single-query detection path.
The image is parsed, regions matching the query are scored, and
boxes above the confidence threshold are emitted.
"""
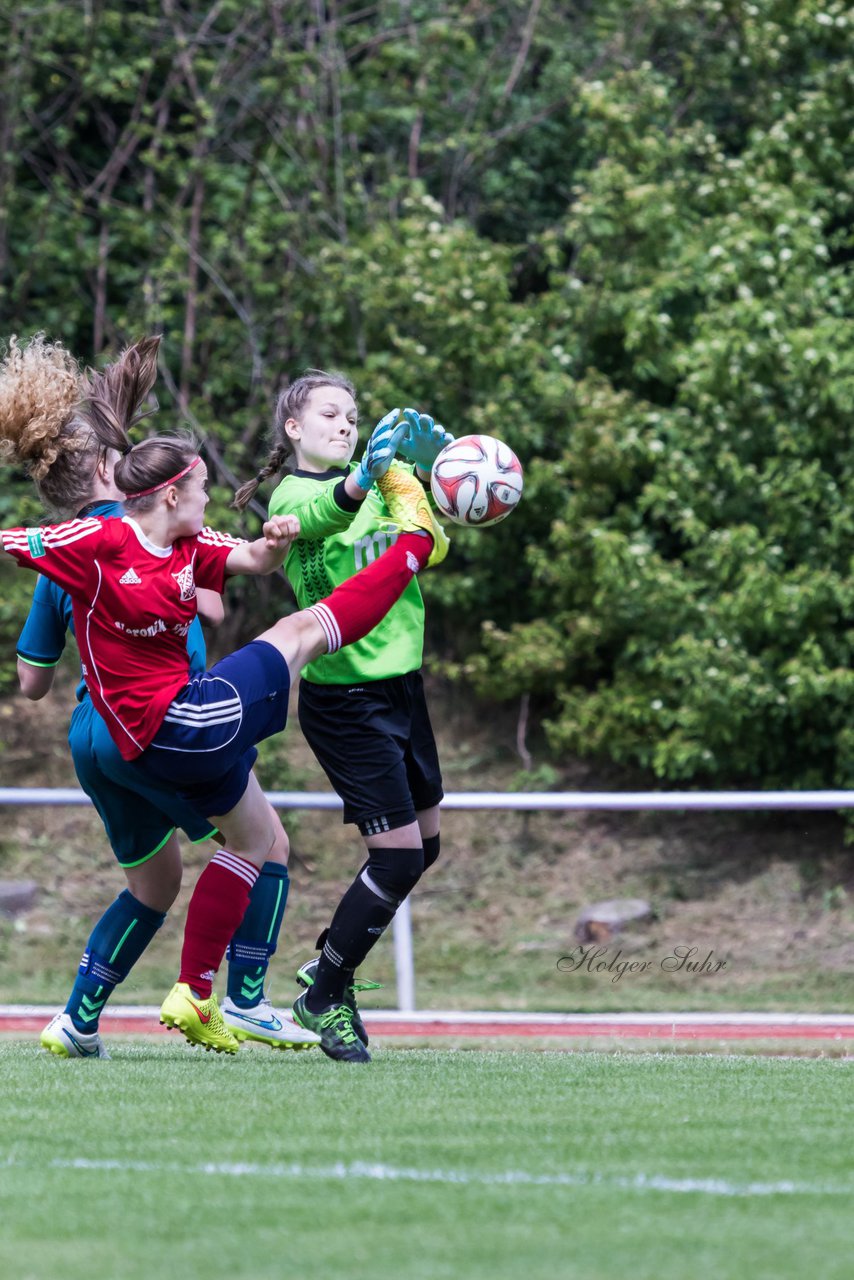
[40,1012,110,1060]
[221,995,321,1051]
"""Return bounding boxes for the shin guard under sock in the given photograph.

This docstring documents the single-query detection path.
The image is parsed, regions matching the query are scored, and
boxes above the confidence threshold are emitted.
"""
[66,889,166,1032]
[422,833,441,871]
[306,871,398,1011]
[178,851,259,999]
[226,861,289,1008]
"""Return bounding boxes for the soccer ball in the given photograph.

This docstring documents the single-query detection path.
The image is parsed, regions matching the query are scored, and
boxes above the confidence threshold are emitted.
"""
[430,434,524,527]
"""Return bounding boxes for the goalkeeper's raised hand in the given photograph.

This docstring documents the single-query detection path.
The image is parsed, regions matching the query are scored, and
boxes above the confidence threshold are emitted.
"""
[351,408,407,491]
[398,408,454,471]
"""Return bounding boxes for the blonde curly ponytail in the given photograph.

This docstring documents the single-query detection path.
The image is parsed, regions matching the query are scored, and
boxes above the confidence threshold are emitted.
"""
[0,334,83,480]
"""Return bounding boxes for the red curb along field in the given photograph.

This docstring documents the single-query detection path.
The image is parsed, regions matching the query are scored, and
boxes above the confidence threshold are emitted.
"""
[3,1007,854,1041]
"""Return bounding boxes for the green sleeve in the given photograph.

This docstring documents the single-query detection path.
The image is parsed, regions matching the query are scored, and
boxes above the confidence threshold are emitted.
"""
[268,468,427,684]
[269,472,360,540]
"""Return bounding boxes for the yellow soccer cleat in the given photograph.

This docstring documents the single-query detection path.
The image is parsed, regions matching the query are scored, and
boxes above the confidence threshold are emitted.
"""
[377,465,450,568]
[160,982,239,1054]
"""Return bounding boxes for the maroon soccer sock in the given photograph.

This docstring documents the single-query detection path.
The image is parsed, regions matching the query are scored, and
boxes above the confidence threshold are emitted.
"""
[307,531,432,652]
[178,850,259,998]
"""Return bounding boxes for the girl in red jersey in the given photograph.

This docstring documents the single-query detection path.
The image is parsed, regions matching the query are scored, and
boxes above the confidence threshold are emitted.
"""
[13,382,316,1058]
[0,332,446,1054]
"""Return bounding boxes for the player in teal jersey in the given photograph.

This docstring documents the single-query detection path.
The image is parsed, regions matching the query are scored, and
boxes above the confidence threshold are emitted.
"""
[234,370,452,1062]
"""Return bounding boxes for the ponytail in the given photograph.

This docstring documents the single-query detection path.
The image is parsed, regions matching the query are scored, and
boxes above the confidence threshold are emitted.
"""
[80,336,198,512]
[0,334,103,516]
[80,335,160,454]
[0,334,81,480]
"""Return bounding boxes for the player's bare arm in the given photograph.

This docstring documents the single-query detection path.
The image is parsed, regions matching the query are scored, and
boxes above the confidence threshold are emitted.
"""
[17,659,55,700]
[195,587,225,626]
[223,514,300,577]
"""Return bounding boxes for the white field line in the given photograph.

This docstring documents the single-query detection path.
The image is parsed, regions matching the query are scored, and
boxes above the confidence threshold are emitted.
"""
[1,1156,846,1199]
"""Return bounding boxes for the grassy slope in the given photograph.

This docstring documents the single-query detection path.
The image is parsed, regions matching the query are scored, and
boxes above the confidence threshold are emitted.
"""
[0,673,853,1011]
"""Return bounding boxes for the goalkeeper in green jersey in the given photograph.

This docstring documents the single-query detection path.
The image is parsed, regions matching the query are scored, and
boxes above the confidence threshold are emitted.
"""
[233,370,452,1062]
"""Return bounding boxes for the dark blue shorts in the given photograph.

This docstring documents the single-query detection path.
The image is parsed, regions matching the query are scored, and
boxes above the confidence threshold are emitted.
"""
[139,640,290,818]
[69,696,217,868]
[298,670,443,835]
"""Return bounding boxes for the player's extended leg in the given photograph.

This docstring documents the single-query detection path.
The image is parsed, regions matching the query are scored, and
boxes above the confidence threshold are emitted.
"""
[40,834,183,1060]
[257,467,447,676]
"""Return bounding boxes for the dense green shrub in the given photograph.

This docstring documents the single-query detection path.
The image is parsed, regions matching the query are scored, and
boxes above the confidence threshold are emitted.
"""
[1,1,850,787]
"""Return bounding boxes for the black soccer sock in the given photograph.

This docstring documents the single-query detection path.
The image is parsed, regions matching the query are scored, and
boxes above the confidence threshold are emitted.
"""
[306,847,423,1011]
[306,872,395,1010]
[422,833,441,871]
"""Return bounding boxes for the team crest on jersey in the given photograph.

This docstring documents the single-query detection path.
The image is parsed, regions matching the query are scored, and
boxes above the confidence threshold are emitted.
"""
[172,563,197,601]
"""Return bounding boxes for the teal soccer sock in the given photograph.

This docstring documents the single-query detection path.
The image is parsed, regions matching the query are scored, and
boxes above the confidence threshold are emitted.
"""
[226,861,289,1008]
[65,889,166,1032]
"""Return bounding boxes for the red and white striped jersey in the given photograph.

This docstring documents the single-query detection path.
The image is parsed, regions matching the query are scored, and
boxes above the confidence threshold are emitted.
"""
[2,515,243,758]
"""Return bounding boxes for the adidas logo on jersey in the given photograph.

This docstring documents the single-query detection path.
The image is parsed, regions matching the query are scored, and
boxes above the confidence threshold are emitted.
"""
[119,567,142,584]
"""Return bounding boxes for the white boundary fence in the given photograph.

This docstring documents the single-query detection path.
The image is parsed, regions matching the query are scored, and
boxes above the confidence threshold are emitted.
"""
[3,788,854,811]
[2,787,852,1011]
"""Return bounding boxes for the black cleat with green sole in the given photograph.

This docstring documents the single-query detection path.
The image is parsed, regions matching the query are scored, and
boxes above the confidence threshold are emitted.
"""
[292,992,372,1063]
[295,956,382,1047]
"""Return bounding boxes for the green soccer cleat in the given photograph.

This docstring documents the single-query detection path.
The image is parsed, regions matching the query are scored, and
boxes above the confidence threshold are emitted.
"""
[295,956,383,1047]
[377,465,449,568]
[292,992,372,1063]
[160,982,239,1054]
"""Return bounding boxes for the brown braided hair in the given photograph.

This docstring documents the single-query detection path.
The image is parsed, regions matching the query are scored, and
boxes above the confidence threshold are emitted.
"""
[233,368,356,511]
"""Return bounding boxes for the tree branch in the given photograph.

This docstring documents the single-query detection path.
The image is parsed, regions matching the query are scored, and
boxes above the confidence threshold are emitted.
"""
[500,0,543,103]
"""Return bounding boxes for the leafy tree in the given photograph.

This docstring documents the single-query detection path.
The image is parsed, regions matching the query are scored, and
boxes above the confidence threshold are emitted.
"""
[0,0,850,791]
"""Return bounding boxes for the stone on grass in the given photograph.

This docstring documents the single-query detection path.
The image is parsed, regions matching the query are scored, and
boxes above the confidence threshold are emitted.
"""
[0,880,39,917]
[574,898,653,943]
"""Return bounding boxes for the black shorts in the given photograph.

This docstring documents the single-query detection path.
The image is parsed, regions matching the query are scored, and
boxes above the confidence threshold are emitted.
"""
[298,671,443,835]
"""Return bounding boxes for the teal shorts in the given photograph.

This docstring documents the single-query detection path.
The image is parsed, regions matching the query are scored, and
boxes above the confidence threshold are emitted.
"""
[69,696,217,868]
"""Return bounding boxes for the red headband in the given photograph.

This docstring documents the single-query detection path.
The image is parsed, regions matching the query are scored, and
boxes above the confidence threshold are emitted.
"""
[124,455,201,499]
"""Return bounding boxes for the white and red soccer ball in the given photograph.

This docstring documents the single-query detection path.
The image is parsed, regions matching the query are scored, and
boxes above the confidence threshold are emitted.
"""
[430,434,524,527]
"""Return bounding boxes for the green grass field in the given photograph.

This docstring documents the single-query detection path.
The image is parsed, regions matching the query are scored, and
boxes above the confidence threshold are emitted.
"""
[1,1041,852,1280]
